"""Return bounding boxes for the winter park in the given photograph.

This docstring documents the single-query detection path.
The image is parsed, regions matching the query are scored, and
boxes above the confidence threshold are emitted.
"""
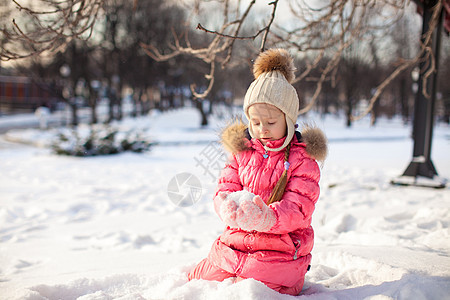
[1,1,450,300]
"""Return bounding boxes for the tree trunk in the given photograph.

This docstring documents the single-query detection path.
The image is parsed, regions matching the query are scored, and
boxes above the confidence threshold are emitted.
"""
[70,103,78,126]
[371,97,380,126]
[444,98,450,124]
[117,83,123,120]
[87,85,98,124]
[107,86,116,123]
[194,98,208,126]
[108,97,114,123]
[345,94,353,127]
[399,77,410,124]
[90,101,97,124]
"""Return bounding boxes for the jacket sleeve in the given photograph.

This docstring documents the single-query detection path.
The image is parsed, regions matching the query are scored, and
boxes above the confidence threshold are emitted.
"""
[266,156,320,234]
[213,154,243,217]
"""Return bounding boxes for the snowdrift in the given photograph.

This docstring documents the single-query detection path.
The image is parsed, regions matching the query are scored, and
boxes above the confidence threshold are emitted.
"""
[1,108,449,299]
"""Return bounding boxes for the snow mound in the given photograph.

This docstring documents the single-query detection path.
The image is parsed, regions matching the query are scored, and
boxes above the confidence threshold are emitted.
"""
[1,108,449,299]
[18,266,450,300]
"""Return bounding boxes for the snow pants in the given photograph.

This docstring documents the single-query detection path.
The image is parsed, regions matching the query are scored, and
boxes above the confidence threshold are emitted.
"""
[188,258,304,296]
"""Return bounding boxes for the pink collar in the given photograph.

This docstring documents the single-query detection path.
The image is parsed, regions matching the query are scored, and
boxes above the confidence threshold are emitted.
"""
[250,136,289,155]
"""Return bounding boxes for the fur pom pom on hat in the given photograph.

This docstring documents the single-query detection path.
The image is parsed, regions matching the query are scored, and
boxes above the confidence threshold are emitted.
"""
[244,49,300,152]
[253,48,296,83]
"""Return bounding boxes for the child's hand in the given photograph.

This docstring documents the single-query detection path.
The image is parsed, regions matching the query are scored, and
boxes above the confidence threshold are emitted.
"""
[219,196,239,228]
[236,196,276,232]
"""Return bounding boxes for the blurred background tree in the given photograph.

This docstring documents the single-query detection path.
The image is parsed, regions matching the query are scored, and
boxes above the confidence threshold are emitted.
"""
[0,0,449,128]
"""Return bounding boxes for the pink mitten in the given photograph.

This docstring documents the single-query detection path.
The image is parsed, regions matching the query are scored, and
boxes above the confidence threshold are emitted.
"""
[219,197,239,228]
[236,196,276,232]
[214,191,229,216]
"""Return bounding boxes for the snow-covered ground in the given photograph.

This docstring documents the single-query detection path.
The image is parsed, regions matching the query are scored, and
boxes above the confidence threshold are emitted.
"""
[0,107,449,300]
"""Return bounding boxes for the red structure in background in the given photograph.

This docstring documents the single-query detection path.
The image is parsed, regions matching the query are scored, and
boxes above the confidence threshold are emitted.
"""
[0,75,60,113]
[444,0,450,32]
[416,0,450,33]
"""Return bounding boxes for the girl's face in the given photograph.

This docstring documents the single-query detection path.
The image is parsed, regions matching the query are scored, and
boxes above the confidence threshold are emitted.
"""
[248,103,287,146]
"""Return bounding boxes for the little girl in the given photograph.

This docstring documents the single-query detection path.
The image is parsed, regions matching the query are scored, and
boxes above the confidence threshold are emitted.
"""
[188,48,327,295]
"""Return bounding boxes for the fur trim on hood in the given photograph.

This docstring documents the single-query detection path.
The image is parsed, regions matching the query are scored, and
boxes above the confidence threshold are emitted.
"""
[220,120,328,162]
[300,124,328,162]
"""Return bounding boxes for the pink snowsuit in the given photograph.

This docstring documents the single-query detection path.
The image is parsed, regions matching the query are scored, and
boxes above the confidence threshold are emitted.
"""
[189,126,323,295]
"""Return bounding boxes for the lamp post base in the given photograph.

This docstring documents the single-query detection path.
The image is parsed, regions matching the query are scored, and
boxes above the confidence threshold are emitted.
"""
[391,174,447,189]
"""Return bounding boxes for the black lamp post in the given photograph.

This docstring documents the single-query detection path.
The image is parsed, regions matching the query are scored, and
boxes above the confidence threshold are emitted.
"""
[391,0,447,188]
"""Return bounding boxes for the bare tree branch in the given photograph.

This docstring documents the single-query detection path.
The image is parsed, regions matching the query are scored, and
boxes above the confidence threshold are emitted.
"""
[190,60,216,98]
[260,0,278,52]
[1,0,103,61]
[2,0,444,124]
[140,0,280,99]
[196,22,256,40]
[352,0,443,121]
[221,0,256,67]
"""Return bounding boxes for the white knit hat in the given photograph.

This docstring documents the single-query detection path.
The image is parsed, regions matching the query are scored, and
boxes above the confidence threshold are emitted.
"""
[243,49,299,152]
